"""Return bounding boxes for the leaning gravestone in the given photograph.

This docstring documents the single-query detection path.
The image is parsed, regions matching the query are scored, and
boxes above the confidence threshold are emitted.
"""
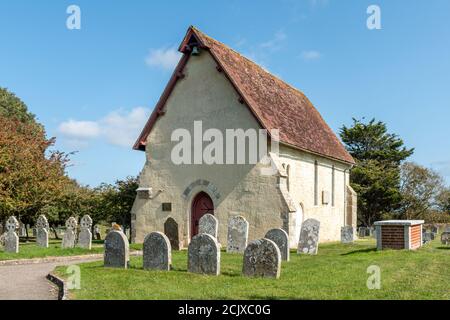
[188,233,220,275]
[265,228,289,261]
[104,230,129,269]
[441,232,450,245]
[243,238,281,279]
[199,214,218,238]
[36,215,49,248]
[78,215,93,249]
[164,217,180,250]
[5,216,19,253]
[62,217,78,249]
[143,232,172,271]
[227,216,249,254]
[297,218,320,255]
[341,226,355,244]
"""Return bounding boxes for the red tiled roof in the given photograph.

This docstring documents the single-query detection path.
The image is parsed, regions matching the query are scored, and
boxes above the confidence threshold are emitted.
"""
[134,26,355,165]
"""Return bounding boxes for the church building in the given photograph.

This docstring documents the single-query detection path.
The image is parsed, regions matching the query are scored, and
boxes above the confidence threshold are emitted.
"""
[131,26,357,248]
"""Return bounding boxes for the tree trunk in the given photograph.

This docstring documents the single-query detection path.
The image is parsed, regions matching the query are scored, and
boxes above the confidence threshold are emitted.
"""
[51,226,60,240]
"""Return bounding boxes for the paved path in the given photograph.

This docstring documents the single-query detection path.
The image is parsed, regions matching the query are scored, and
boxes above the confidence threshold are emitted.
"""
[0,256,102,300]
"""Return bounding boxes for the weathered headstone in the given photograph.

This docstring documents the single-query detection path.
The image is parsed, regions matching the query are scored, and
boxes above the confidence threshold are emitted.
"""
[297,218,320,255]
[94,225,101,240]
[199,214,218,238]
[4,216,19,253]
[445,225,450,233]
[188,233,220,275]
[341,226,355,244]
[243,238,281,279]
[358,227,365,238]
[431,225,439,235]
[227,216,249,254]
[164,217,180,250]
[36,215,49,248]
[62,217,78,249]
[104,230,129,268]
[265,228,289,261]
[78,215,93,250]
[143,232,172,271]
[441,232,450,245]
[423,232,433,244]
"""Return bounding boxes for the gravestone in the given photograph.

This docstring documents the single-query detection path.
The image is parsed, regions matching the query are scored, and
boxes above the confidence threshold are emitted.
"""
[199,214,218,238]
[164,217,180,250]
[36,215,49,248]
[5,216,19,253]
[227,216,249,254]
[78,215,93,249]
[265,228,289,261]
[242,238,281,279]
[297,218,320,255]
[431,225,439,235]
[441,232,450,245]
[445,225,450,233]
[188,233,220,275]
[104,230,129,268]
[62,217,78,249]
[143,232,172,271]
[94,225,101,240]
[341,226,355,244]
[18,221,27,237]
[423,232,433,244]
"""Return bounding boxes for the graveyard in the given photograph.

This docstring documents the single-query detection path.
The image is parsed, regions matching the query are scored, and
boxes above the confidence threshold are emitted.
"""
[53,237,449,300]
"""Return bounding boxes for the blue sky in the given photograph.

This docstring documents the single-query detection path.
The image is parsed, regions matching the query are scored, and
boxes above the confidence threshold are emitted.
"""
[1,0,449,186]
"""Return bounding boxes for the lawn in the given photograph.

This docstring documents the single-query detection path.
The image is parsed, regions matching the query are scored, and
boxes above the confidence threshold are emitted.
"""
[0,239,142,261]
[55,238,450,300]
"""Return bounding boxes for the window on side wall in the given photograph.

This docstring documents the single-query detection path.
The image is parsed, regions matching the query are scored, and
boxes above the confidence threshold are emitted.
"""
[314,160,318,206]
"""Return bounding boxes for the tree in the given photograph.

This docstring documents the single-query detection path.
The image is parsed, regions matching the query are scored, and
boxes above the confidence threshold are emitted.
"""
[100,176,138,232]
[398,162,445,219]
[437,188,450,214]
[0,87,41,129]
[340,118,414,226]
[0,116,70,234]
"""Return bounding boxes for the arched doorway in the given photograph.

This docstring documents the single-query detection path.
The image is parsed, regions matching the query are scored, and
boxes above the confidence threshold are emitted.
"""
[191,192,214,238]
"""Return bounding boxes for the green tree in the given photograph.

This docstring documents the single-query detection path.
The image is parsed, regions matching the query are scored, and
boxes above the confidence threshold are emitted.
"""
[398,162,445,219]
[100,176,138,232]
[340,118,414,226]
[0,87,41,129]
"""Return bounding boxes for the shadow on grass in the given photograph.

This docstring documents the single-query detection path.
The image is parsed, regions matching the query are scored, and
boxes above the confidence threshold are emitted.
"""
[341,247,377,256]
[436,246,450,250]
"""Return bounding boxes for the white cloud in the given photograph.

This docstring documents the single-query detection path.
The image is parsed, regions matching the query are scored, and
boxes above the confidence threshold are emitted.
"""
[58,120,100,139]
[145,47,181,71]
[260,31,287,51]
[58,107,151,148]
[101,107,150,147]
[301,50,322,61]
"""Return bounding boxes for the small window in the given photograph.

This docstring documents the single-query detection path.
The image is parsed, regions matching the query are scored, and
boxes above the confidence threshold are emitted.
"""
[162,203,172,212]
[314,161,318,206]
[332,165,335,207]
[286,164,291,192]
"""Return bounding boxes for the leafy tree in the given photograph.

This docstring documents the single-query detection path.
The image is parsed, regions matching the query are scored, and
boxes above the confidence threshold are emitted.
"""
[340,118,414,226]
[0,116,71,234]
[398,162,445,219]
[437,188,450,214]
[100,176,138,232]
[0,87,41,129]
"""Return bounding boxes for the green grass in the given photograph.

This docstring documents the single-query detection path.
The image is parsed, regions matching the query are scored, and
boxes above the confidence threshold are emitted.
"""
[0,239,108,260]
[55,239,450,300]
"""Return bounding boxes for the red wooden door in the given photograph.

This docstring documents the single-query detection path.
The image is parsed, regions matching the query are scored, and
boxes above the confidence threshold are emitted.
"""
[191,192,214,238]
